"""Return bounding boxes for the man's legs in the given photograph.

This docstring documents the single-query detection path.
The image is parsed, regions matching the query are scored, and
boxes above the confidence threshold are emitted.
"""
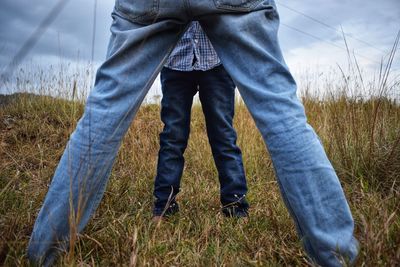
[197,65,249,217]
[27,0,359,265]
[153,68,198,216]
[27,10,188,265]
[196,1,359,266]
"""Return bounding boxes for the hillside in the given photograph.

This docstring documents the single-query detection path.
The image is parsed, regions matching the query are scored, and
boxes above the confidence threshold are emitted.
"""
[0,93,399,266]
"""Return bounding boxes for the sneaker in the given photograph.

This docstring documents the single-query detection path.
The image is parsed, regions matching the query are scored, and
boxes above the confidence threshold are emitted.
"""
[221,205,249,218]
[153,201,179,218]
[152,215,164,223]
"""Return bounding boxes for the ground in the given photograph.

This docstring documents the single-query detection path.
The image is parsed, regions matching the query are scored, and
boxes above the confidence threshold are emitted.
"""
[0,93,399,266]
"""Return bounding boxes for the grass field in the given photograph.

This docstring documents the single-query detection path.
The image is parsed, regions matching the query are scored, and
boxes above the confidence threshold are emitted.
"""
[0,82,399,266]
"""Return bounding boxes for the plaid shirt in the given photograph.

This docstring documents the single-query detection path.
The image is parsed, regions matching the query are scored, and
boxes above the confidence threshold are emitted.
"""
[164,21,221,71]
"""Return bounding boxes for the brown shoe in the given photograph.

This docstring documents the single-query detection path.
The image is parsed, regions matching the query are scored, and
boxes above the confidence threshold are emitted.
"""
[152,215,165,224]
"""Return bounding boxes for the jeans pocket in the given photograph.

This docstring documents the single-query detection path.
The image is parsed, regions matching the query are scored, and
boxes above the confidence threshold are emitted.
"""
[213,0,264,12]
[115,0,159,24]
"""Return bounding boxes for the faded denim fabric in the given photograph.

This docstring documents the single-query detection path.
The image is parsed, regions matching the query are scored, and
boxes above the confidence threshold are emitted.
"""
[27,0,359,266]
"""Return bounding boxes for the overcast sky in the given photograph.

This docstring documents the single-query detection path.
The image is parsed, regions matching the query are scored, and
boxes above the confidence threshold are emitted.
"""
[0,0,399,96]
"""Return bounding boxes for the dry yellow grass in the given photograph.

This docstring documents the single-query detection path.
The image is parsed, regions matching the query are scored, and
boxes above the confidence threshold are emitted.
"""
[0,88,399,266]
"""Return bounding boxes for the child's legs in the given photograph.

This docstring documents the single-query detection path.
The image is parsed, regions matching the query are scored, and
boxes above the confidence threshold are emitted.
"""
[198,66,248,209]
[153,68,198,216]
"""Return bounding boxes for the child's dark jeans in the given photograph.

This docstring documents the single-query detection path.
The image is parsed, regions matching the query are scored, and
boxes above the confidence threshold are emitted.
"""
[153,65,249,216]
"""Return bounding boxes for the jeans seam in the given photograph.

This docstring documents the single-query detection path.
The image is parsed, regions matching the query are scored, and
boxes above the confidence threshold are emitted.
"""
[213,0,264,11]
[115,0,159,22]
[78,22,189,241]
[275,176,323,264]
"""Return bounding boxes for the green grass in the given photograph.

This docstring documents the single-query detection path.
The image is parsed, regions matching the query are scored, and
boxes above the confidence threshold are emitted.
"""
[0,90,399,266]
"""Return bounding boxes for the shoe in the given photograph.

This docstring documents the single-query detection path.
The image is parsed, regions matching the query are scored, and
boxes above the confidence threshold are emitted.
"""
[153,201,179,218]
[221,205,249,218]
[152,215,164,223]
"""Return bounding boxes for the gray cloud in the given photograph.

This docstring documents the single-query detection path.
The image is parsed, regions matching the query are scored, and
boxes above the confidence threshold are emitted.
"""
[278,0,399,73]
[279,0,399,54]
[0,0,399,72]
[0,0,114,68]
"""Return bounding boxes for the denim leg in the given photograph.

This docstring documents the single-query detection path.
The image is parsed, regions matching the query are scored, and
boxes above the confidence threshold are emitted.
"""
[27,12,187,265]
[197,66,249,210]
[153,68,198,216]
[199,3,358,267]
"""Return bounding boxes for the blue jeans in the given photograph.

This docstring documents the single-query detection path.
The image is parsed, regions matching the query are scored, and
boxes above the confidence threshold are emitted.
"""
[27,1,359,266]
[153,66,249,216]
